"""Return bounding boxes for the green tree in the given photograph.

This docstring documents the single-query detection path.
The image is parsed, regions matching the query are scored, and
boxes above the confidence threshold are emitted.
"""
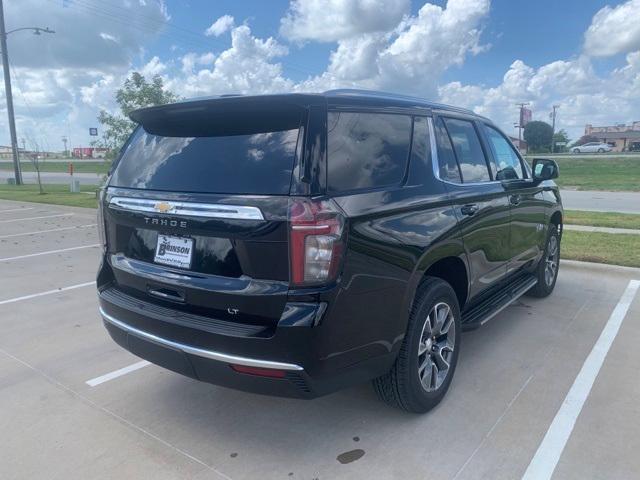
[552,129,571,153]
[523,121,553,153]
[96,72,178,154]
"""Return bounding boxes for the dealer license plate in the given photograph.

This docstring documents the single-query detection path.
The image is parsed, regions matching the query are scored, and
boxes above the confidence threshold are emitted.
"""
[154,234,194,269]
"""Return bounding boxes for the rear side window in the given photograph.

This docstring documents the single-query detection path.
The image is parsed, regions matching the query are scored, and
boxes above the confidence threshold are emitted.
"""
[435,118,462,183]
[442,118,491,183]
[327,112,412,192]
[110,123,301,195]
[483,125,524,180]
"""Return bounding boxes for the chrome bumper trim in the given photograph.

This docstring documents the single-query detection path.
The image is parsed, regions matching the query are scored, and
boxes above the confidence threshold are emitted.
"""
[108,197,264,220]
[99,307,303,371]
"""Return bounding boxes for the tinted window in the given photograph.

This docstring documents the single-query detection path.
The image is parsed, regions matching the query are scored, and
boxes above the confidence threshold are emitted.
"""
[111,125,301,195]
[484,125,524,180]
[327,112,412,192]
[408,117,432,181]
[442,118,491,183]
[435,118,462,183]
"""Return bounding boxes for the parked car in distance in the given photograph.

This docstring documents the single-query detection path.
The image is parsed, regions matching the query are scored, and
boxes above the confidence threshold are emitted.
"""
[97,90,563,413]
[572,142,612,153]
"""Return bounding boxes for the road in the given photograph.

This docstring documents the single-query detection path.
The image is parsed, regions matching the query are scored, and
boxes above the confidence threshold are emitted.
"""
[0,170,102,185]
[1,199,640,479]
[2,170,640,214]
[560,189,640,214]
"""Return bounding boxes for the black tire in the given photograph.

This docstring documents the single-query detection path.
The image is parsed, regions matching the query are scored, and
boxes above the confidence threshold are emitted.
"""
[528,224,560,298]
[373,277,461,413]
[597,148,605,153]
[573,148,580,153]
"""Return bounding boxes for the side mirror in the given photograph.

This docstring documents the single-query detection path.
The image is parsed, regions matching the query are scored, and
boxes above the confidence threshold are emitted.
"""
[532,158,559,182]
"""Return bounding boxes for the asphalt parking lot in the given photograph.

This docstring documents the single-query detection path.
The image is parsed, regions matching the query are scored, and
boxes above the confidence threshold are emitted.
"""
[1,199,639,480]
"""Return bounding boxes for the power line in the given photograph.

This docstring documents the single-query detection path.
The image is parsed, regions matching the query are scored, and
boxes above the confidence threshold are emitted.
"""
[49,0,322,78]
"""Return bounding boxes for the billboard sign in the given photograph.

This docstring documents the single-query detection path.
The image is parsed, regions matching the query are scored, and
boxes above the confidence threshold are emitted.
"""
[89,127,98,136]
[520,108,532,127]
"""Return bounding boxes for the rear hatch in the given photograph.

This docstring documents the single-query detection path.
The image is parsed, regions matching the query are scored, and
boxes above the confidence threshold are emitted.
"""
[102,97,311,328]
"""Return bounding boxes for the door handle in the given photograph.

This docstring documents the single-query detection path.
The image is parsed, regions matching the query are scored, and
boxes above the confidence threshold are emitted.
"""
[510,194,521,206]
[460,204,479,216]
[148,286,185,303]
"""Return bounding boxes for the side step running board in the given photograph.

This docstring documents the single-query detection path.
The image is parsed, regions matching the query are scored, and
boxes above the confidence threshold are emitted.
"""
[461,274,537,330]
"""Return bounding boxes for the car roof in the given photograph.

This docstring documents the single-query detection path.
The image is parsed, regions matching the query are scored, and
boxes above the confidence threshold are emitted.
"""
[129,89,488,125]
[322,89,480,116]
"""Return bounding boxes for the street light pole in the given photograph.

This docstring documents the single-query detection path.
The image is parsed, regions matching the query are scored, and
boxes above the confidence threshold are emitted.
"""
[0,0,54,185]
[0,0,21,184]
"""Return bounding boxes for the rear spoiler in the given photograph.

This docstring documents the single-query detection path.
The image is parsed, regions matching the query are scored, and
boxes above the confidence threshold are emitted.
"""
[129,94,324,137]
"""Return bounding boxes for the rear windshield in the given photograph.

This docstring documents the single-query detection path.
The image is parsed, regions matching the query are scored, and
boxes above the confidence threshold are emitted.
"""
[110,123,302,195]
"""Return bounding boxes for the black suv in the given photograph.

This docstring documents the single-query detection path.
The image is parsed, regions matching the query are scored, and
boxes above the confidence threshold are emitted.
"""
[97,90,562,413]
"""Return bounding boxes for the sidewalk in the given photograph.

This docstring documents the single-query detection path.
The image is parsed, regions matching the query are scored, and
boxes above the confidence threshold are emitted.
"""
[564,224,640,235]
[560,190,640,214]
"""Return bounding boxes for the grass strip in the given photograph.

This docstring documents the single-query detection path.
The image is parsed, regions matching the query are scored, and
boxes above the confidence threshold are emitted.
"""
[564,210,640,230]
[561,230,640,268]
[0,184,98,208]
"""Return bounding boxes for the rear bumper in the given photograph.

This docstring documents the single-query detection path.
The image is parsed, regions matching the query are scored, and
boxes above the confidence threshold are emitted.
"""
[98,289,397,399]
[101,307,303,371]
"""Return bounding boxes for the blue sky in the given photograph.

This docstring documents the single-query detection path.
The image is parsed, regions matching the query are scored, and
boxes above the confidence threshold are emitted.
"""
[152,0,620,85]
[3,0,640,149]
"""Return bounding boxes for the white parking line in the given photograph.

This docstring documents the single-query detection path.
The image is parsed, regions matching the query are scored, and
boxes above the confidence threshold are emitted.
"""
[0,346,231,479]
[0,224,96,239]
[522,279,640,480]
[86,360,151,387]
[0,213,72,224]
[0,207,34,213]
[0,281,95,306]
[0,244,100,262]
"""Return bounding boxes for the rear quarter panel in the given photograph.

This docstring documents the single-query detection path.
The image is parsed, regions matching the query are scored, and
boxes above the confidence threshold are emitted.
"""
[327,182,465,367]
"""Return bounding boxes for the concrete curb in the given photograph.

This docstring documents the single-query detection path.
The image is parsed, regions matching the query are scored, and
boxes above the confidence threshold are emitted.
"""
[0,198,97,216]
[561,259,640,275]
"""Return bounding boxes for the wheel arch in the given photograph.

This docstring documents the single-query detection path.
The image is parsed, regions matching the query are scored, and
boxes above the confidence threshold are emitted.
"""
[422,257,468,309]
[402,242,470,320]
[550,209,563,236]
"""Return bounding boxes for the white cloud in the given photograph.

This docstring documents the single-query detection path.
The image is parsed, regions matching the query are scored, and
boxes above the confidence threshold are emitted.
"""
[4,0,639,154]
[438,53,640,139]
[205,15,235,37]
[4,0,168,69]
[0,0,170,150]
[280,0,409,42]
[181,52,216,74]
[299,0,490,96]
[165,25,293,97]
[584,0,640,57]
[99,33,119,44]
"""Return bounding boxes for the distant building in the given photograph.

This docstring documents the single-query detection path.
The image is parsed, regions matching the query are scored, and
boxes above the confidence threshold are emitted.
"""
[0,145,27,159]
[585,121,640,152]
[72,147,109,159]
[509,136,528,154]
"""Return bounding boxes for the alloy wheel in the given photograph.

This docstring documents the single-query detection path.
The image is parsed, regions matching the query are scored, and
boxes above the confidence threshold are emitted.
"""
[545,235,559,286]
[418,302,456,392]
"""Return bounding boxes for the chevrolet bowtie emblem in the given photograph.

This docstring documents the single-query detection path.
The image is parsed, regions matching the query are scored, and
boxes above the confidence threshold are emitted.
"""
[153,202,174,213]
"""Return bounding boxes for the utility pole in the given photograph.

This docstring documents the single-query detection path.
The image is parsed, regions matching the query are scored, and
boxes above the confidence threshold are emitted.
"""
[0,0,54,185]
[515,102,530,143]
[549,105,559,153]
[0,0,21,184]
[61,136,68,157]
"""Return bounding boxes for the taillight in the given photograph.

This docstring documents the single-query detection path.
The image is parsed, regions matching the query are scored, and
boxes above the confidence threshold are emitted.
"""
[97,188,107,248]
[289,197,346,287]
